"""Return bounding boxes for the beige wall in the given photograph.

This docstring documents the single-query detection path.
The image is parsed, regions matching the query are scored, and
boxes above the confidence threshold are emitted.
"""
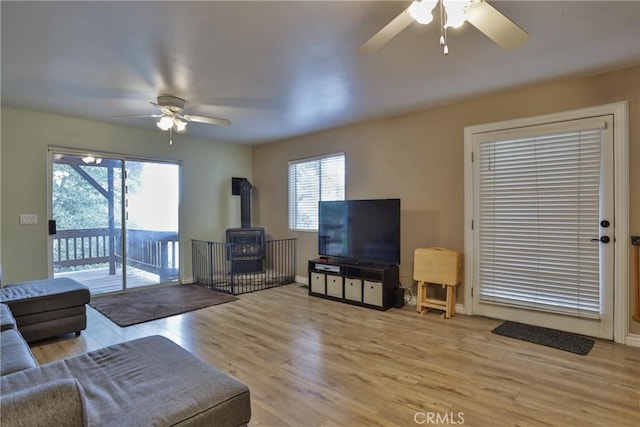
[0,107,252,283]
[252,66,640,334]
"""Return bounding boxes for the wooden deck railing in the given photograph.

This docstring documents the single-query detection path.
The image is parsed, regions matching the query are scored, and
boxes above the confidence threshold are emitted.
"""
[53,228,179,281]
[53,228,114,268]
[124,229,179,281]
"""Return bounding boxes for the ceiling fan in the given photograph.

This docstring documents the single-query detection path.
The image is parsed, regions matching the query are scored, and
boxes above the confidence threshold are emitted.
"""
[359,0,528,55]
[112,95,231,145]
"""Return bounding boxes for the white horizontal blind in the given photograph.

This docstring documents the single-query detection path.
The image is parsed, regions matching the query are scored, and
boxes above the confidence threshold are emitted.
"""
[288,153,345,231]
[478,126,603,318]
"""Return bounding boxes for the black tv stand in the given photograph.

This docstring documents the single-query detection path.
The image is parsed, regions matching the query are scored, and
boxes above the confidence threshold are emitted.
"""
[308,258,399,311]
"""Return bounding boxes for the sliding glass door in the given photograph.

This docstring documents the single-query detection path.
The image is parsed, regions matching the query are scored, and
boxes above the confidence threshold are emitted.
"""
[50,150,180,294]
[125,160,180,287]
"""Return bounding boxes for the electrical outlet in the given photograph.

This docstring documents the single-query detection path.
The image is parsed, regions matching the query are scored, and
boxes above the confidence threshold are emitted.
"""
[631,236,640,246]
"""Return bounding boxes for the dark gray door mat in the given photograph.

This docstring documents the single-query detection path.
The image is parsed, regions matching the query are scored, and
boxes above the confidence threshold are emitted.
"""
[492,321,595,355]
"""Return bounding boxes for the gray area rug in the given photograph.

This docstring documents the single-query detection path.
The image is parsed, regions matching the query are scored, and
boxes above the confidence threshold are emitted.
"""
[90,285,237,327]
[492,321,595,355]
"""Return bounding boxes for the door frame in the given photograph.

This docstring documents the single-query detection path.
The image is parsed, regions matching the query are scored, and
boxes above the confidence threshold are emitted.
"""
[47,147,183,290]
[463,101,629,344]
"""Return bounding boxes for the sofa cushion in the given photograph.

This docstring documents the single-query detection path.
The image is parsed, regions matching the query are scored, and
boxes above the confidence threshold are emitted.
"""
[1,335,251,426]
[0,378,87,427]
[1,303,16,330]
[0,329,39,375]
[0,278,90,316]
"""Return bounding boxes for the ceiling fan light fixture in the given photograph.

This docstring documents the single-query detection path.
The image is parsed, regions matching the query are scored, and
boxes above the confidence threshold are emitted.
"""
[359,0,529,56]
[157,115,174,131]
[174,119,187,133]
[443,0,471,28]
[408,0,438,24]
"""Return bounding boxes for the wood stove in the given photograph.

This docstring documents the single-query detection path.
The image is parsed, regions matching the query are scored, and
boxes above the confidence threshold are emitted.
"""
[193,179,296,294]
[226,227,265,273]
[226,178,265,273]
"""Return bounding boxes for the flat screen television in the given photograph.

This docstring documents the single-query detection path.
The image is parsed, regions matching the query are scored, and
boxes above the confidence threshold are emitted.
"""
[318,198,400,265]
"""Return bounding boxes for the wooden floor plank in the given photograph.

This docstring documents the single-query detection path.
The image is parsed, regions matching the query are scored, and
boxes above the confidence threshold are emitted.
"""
[29,283,640,426]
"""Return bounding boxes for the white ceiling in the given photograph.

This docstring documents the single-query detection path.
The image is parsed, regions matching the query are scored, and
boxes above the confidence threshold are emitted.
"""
[2,1,639,145]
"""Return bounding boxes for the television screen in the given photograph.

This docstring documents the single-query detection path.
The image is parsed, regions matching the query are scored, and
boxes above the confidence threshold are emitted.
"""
[318,199,400,265]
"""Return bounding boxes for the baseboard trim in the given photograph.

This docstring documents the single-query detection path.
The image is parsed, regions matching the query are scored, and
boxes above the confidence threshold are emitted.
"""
[624,333,640,347]
[407,296,466,315]
[295,275,308,285]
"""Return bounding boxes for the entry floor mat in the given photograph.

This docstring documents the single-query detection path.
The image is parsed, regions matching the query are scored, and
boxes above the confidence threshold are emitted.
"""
[492,321,595,355]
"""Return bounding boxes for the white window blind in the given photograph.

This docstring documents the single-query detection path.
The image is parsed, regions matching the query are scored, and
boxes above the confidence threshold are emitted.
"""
[477,123,605,318]
[288,153,345,231]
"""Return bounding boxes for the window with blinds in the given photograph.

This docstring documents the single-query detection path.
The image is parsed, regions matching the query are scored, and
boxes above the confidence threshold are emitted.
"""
[288,153,345,231]
[477,123,605,318]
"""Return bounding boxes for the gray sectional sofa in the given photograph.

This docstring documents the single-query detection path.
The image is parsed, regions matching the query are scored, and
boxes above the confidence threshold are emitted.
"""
[0,302,252,426]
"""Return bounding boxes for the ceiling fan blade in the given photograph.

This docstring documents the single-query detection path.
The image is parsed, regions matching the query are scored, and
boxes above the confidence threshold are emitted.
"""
[183,114,231,126]
[465,0,528,50]
[150,102,172,114]
[358,8,414,55]
[109,114,163,119]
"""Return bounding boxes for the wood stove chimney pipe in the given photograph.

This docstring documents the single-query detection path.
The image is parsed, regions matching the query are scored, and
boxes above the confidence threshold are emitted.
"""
[239,179,252,228]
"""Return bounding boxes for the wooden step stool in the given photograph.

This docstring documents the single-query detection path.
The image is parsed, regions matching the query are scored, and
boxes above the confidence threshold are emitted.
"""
[413,247,462,319]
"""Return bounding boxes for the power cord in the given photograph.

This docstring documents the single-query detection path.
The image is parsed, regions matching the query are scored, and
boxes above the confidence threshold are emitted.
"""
[398,276,415,304]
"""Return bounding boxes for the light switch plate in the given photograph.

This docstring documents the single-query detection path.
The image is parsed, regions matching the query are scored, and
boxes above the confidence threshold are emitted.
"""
[20,214,38,225]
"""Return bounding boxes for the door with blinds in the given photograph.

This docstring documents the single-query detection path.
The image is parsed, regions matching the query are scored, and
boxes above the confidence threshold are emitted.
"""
[471,116,614,339]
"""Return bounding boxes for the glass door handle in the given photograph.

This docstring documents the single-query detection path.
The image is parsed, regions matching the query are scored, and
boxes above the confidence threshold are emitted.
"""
[591,236,610,243]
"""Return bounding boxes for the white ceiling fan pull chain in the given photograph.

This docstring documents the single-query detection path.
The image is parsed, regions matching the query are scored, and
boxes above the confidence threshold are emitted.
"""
[441,0,449,55]
[439,0,445,46]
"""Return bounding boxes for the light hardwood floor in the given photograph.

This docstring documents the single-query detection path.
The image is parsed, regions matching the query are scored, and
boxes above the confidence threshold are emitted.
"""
[30,284,639,426]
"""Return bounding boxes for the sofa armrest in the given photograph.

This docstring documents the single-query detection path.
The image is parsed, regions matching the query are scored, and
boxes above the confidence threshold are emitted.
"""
[1,303,16,330]
[0,378,87,427]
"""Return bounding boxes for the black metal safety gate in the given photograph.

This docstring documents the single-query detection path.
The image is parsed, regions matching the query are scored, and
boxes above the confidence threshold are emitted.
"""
[191,238,296,295]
